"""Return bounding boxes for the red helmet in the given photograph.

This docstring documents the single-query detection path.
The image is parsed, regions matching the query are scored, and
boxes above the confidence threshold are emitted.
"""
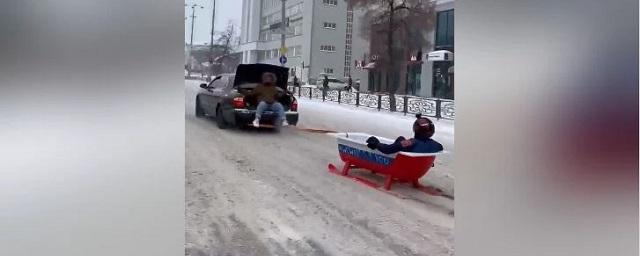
[413,114,435,139]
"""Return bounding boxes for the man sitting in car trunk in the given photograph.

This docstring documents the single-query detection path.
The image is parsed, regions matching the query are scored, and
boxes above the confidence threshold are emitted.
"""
[249,72,287,127]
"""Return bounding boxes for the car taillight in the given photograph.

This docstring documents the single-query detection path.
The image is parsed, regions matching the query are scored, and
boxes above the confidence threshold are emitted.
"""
[291,99,298,111]
[233,97,245,108]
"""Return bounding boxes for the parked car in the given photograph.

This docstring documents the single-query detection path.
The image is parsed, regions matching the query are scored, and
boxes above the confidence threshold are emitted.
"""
[195,64,299,129]
[315,77,347,91]
[300,83,315,89]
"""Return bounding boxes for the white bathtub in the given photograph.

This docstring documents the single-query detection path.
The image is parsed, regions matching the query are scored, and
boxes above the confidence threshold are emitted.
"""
[334,132,396,154]
[334,133,444,156]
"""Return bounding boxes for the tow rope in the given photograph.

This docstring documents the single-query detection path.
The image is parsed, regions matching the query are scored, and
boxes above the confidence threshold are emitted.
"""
[292,126,339,134]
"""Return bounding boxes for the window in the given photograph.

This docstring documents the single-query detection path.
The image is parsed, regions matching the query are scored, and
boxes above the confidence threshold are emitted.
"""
[435,9,454,47]
[295,46,302,56]
[323,22,337,29]
[271,33,280,41]
[285,46,303,57]
[323,68,334,74]
[320,45,336,52]
[284,46,302,58]
[289,18,303,36]
[257,50,266,61]
[259,31,268,41]
[323,0,337,6]
[344,67,351,77]
[294,24,303,35]
[286,3,303,17]
[284,46,302,57]
[271,12,281,23]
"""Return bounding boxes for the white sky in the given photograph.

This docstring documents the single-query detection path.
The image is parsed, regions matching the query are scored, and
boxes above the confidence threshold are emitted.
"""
[185,0,242,45]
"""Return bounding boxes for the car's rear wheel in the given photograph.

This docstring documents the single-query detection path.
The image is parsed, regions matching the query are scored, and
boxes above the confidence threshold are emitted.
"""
[195,97,204,117]
[216,106,228,129]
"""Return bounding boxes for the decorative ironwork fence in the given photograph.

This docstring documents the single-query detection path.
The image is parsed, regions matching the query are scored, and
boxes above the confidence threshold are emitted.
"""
[289,86,455,120]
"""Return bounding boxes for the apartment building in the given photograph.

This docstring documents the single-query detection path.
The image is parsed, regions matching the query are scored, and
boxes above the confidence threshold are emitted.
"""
[239,0,349,84]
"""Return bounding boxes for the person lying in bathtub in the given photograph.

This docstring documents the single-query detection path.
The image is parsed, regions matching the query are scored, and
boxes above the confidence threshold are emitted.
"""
[365,114,444,154]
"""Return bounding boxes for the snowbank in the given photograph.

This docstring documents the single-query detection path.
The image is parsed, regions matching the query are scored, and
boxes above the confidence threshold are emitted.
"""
[296,98,454,151]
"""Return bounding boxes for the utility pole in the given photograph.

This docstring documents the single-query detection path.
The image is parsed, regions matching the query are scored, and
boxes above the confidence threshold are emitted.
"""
[186,3,204,77]
[189,7,195,49]
[280,0,287,67]
[209,0,216,80]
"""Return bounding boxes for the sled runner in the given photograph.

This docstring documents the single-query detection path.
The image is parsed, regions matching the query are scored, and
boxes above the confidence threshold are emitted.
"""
[328,132,444,196]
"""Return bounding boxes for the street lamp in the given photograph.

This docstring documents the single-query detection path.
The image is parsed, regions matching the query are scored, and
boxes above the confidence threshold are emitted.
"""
[186,3,205,50]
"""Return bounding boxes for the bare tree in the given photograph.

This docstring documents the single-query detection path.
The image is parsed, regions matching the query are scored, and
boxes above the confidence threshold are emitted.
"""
[217,21,237,57]
[351,0,436,111]
[213,21,240,74]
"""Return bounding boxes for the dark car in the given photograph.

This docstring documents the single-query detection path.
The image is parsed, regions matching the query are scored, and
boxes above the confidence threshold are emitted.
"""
[195,64,299,129]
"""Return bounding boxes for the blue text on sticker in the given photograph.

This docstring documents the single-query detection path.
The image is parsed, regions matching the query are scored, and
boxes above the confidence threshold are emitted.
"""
[338,144,394,166]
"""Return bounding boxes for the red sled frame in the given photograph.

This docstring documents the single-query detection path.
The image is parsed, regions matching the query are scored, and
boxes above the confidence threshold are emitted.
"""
[328,151,444,197]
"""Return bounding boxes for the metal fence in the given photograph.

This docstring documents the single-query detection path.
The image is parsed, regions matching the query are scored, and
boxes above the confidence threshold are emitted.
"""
[288,86,455,120]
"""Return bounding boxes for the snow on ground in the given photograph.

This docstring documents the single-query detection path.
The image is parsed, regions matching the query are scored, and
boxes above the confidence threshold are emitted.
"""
[296,97,455,196]
[186,117,454,256]
[185,80,454,256]
[183,78,455,195]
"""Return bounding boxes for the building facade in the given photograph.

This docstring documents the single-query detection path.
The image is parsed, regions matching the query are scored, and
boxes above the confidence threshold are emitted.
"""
[349,0,454,99]
[431,0,454,99]
[239,0,349,84]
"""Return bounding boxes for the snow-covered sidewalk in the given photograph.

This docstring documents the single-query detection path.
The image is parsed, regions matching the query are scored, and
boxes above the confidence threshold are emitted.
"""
[296,98,454,150]
[296,97,455,196]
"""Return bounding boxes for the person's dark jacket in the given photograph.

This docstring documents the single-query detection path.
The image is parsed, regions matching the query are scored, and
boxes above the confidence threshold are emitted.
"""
[367,136,443,154]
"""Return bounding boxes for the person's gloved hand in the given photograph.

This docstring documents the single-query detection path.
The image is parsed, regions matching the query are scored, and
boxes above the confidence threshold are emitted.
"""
[400,139,414,148]
[366,136,380,150]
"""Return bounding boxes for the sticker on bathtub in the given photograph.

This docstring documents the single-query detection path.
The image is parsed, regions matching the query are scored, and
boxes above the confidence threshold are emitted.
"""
[338,145,394,166]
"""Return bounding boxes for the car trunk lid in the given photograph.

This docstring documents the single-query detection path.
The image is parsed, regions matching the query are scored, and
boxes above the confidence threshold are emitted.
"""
[232,64,289,90]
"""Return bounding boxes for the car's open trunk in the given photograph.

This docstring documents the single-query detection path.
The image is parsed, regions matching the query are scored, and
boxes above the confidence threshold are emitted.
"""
[237,83,292,110]
[233,64,292,111]
[233,64,289,89]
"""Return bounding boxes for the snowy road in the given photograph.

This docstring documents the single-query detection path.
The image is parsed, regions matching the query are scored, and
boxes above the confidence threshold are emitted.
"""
[185,80,454,256]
